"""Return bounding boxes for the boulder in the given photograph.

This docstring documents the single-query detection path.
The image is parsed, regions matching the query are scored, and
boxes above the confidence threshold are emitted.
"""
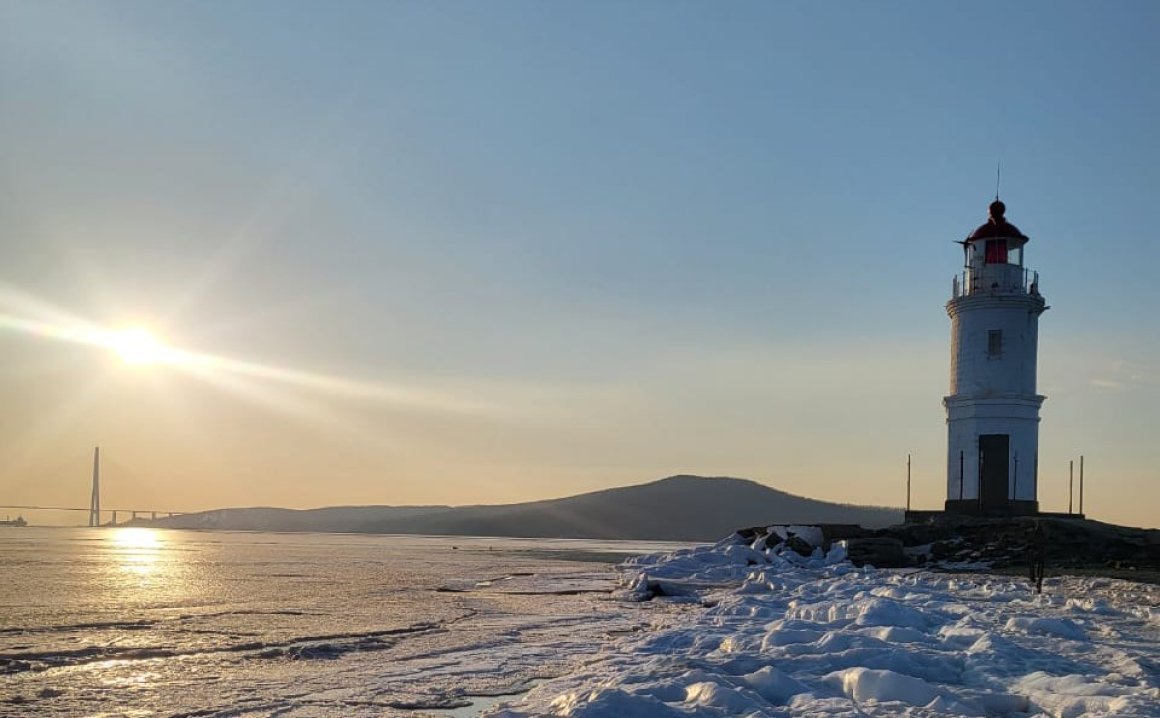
[844,537,909,568]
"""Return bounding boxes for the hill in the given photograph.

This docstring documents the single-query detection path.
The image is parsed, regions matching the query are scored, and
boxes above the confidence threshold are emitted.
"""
[153,475,903,541]
[150,505,448,533]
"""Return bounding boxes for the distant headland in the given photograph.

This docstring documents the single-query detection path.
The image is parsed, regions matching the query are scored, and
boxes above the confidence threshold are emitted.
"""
[145,475,902,542]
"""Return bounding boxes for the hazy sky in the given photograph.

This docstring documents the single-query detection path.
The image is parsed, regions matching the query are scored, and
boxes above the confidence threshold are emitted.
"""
[1,2,1157,528]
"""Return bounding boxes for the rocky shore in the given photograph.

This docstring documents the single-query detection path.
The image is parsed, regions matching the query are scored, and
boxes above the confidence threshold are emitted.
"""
[737,516,1160,583]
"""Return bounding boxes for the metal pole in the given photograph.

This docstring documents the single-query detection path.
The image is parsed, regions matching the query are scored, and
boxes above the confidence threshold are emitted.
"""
[906,454,911,512]
[1068,460,1074,515]
[1034,452,1039,504]
[1012,453,1018,502]
[1079,455,1084,515]
[978,447,984,511]
[959,450,964,500]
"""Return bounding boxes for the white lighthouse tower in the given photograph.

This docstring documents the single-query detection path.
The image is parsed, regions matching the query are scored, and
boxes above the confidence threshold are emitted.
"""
[944,200,1046,515]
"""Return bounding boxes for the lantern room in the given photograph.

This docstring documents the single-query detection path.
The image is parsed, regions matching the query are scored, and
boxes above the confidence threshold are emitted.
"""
[953,200,1040,299]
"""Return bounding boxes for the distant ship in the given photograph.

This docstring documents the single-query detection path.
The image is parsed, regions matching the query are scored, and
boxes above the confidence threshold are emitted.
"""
[0,515,28,527]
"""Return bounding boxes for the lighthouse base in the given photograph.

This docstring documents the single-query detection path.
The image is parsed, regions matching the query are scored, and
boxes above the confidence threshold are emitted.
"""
[942,498,1039,517]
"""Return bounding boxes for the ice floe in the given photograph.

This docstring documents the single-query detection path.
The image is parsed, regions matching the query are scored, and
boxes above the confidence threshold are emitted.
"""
[489,527,1160,717]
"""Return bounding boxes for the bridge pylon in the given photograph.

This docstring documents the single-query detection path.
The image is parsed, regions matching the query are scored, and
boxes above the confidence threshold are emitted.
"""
[88,447,100,527]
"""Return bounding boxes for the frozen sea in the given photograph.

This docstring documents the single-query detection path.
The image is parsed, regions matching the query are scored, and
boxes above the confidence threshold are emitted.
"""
[5,527,1159,718]
[0,527,682,717]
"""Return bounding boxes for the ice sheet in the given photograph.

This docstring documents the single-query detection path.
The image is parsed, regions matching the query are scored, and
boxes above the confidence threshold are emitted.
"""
[489,529,1160,717]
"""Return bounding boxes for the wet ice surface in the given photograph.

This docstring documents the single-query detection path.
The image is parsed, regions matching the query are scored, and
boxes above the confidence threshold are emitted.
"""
[0,528,682,717]
[490,531,1160,717]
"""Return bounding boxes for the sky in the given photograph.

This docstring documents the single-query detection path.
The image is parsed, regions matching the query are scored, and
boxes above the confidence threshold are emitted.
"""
[1,1,1158,528]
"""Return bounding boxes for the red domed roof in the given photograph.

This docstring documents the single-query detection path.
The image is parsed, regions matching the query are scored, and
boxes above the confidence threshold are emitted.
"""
[967,200,1028,241]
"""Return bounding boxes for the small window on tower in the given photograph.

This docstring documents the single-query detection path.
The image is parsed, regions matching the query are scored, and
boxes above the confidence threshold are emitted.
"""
[988,330,1002,357]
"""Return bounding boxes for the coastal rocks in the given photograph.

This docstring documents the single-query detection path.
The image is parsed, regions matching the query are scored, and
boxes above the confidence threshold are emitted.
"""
[736,516,1160,577]
[738,525,911,568]
[884,516,1160,577]
[782,535,814,557]
[842,537,909,568]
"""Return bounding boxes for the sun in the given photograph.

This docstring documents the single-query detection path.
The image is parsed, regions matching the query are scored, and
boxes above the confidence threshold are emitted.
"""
[108,327,171,365]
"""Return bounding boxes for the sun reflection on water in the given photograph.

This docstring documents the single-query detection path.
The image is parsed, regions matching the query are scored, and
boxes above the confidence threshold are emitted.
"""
[111,527,162,550]
[109,527,163,577]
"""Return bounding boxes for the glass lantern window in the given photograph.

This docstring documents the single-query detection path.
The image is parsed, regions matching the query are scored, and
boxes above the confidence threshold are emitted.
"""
[984,240,1008,264]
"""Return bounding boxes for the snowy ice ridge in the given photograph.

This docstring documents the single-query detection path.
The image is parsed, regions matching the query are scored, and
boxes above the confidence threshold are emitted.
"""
[489,527,1160,717]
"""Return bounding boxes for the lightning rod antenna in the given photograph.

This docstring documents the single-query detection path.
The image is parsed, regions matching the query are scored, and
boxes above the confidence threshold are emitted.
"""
[995,161,1001,201]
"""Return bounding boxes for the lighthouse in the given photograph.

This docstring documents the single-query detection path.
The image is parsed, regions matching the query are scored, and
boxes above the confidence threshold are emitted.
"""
[944,200,1047,515]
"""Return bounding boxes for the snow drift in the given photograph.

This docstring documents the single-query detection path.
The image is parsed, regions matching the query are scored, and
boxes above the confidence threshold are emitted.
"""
[488,527,1160,717]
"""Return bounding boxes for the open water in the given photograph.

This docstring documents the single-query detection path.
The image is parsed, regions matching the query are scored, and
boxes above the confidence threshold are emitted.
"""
[0,528,681,717]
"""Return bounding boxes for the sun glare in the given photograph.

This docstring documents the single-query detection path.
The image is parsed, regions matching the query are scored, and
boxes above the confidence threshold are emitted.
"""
[1,290,489,414]
[109,327,170,365]
[109,527,164,577]
[111,526,162,549]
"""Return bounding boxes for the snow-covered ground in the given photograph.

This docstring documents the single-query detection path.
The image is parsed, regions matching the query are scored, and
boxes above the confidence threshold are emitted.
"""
[489,528,1160,717]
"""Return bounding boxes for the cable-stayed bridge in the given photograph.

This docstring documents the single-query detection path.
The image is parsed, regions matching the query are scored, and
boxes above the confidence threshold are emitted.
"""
[0,504,183,524]
[0,447,187,526]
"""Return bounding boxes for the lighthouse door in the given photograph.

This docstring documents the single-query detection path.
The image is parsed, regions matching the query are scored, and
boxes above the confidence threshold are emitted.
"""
[978,434,1010,509]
